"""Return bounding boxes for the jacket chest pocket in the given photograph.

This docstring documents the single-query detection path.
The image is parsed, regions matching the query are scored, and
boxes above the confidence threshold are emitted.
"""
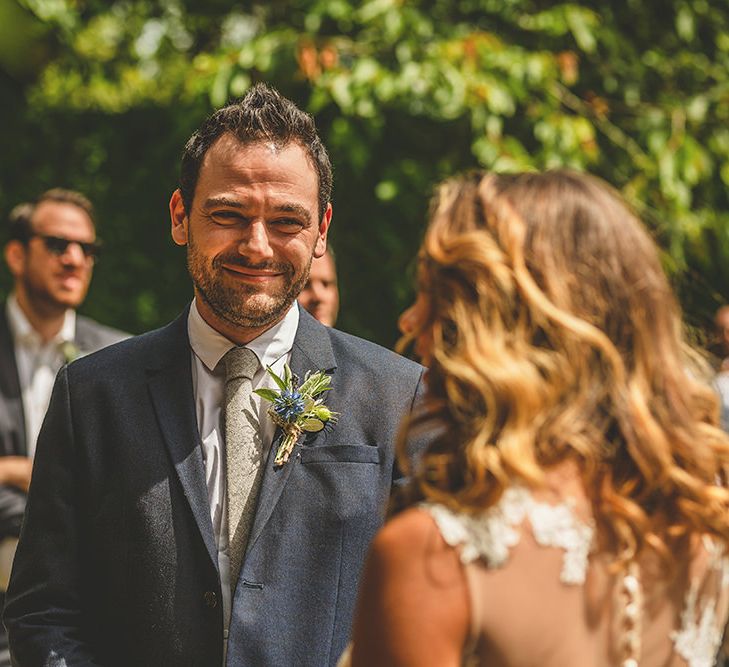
[291,444,386,524]
[299,444,382,465]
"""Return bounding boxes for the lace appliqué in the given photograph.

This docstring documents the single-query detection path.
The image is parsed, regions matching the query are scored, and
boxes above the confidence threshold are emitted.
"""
[528,497,593,584]
[670,536,729,667]
[424,486,594,585]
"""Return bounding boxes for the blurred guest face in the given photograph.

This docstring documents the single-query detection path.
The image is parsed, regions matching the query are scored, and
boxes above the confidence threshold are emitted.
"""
[717,307,729,355]
[170,136,331,341]
[298,251,339,326]
[8,201,96,314]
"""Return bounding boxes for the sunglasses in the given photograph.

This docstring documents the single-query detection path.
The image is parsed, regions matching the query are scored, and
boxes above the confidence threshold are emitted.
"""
[31,234,102,260]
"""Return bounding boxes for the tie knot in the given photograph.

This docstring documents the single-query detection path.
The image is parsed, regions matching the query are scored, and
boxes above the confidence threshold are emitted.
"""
[223,347,258,381]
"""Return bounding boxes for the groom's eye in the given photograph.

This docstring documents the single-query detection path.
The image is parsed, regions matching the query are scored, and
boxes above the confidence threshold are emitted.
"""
[271,218,305,232]
[211,211,245,225]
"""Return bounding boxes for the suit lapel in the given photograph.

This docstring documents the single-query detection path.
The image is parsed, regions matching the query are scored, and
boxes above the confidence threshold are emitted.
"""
[73,315,94,354]
[74,317,97,355]
[246,308,337,553]
[0,305,26,455]
[146,310,218,568]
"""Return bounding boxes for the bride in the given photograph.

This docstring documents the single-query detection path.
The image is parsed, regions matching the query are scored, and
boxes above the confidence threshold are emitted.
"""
[343,170,729,666]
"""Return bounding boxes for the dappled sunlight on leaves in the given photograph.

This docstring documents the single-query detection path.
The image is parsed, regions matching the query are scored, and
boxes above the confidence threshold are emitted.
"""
[4,0,729,340]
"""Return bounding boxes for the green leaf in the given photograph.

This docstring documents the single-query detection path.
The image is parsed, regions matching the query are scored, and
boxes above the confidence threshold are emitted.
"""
[210,61,232,107]
[676,5,695,42]
[266,365,288,391]
[254,388,279,402]
[686,95,708,123]
[375,180,398,201]
[301,418,325,432]
[299,371,333,396]
[566,7,597,53]
[229,72,251,98]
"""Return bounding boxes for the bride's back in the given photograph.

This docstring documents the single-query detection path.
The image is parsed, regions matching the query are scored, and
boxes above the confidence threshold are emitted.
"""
[427,465,729,666]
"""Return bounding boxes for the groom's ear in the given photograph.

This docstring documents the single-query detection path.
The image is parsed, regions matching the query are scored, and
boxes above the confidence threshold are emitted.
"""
[170,189,189,246]
[314,203,332,258]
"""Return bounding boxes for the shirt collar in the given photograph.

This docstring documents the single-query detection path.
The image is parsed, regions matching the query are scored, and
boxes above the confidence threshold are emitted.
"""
[187,299,299,373]
[6,292,76,346]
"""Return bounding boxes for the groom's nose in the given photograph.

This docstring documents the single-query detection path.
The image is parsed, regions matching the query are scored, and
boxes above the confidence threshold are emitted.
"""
[237,220,274,261]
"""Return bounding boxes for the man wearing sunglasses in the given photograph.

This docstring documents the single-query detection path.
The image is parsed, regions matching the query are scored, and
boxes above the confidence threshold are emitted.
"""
[0,188,127,667]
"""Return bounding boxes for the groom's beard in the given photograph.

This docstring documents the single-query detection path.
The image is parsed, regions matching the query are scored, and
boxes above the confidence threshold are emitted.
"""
[187,235,313,330]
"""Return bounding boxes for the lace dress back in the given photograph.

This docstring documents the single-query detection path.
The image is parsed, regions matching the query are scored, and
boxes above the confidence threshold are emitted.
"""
[425,474,729,667]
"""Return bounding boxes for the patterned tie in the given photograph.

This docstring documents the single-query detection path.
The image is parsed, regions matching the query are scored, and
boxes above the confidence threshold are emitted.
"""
[223,347,261,590]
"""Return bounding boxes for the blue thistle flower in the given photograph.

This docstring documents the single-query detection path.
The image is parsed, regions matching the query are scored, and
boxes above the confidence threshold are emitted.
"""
[273,390,306,422]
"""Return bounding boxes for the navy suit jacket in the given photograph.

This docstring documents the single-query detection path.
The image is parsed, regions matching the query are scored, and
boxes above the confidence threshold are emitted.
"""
[3,306,426,666]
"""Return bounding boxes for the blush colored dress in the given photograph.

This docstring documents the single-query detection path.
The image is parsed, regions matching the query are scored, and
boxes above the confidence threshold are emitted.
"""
[425,482,729,667]
[340,476,729,667]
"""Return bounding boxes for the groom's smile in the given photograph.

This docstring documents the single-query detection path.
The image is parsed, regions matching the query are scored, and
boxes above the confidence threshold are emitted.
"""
[170,134,332,344]
[222,265,284,282]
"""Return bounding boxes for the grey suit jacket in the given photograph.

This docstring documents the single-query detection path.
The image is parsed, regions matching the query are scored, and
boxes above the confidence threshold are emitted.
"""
[0,304,127,539]
[4,306,427,667]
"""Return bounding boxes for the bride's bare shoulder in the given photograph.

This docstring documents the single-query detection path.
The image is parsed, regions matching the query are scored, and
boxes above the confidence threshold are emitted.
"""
[371,507,447,555]
[350,507,469,667]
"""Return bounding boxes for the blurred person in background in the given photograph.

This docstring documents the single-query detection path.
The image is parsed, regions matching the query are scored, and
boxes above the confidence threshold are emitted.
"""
[713,305,729,431]
[298,247,339,326]
[342,170,729,667]
[0,189,127,666]
[714,305,729,371]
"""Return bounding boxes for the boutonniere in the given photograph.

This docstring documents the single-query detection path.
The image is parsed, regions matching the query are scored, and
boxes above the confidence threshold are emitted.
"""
[254,364,338,466]
[60,341,80,363]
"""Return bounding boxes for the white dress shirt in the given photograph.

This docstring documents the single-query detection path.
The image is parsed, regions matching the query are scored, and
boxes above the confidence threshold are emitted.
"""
[6,293,76,458]
[187,299,299,642]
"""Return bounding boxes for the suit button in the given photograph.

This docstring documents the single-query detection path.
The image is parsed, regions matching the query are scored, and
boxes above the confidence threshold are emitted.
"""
[203,591,217,608]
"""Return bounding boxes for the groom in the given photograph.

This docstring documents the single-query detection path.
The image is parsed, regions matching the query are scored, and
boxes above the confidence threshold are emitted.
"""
[4,84,426,666]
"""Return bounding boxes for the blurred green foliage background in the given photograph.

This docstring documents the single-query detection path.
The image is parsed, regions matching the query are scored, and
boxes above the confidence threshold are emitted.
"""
[2,0,729,349]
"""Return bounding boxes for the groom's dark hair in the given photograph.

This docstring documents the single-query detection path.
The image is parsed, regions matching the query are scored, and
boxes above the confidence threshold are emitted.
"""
[179,83,332,220]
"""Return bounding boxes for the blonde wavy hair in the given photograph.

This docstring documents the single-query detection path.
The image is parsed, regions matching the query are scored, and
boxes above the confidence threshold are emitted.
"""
[399,169,729,566]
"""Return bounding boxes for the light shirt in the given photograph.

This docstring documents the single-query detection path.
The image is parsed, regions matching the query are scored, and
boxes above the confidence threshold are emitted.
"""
[187,299,299,643]
[715,371,729,432]
[6,293,76,458]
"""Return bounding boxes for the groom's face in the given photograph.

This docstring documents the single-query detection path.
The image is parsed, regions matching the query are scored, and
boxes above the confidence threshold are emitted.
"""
[170,135,331,339]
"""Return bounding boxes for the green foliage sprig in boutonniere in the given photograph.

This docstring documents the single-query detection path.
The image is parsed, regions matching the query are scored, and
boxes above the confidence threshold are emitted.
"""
[254,364,337,466]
